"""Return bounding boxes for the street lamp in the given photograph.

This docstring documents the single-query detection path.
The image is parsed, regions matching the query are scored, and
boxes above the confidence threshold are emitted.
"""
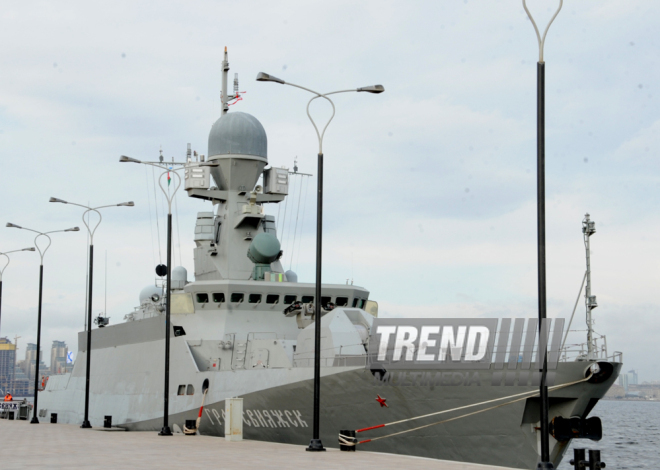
[0,247,35,336]
[5,223,79,423]
[119,155,216,436]
[49,197,134,428]
[256,72,384,452]
[522,0,563,468]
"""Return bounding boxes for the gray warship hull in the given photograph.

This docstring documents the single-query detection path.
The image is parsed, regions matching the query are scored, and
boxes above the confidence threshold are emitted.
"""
[39,313,620,470]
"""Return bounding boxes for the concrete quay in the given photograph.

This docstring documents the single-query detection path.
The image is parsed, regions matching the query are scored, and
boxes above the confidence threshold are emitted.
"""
[0,419,517,470]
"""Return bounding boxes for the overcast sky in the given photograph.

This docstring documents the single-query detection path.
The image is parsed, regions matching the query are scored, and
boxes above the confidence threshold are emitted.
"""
[1,1,658,380]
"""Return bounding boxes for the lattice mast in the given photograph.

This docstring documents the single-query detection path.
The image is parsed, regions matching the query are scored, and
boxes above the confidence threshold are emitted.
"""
[582,213,597,359]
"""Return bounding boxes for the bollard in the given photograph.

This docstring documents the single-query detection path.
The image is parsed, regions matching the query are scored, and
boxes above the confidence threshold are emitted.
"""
[104,416,112,428]
[184,419,197,435]
[50,413,57,424]
[588,449,606,469]
[339,429,357,451]
[569,448,587,469]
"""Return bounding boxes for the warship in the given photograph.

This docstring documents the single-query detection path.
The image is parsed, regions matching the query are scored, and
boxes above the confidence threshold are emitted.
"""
[38,52,621,469]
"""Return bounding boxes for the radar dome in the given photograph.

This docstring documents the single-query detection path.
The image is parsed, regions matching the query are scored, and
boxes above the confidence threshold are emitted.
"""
[171,266,188,290]
[285,270,298,283]
[139,285,162,305]
[208,112,267,161]
[247,232,281,264]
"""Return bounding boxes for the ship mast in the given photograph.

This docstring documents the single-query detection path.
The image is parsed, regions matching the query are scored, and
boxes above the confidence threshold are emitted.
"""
[582,213,597,359]
[222,47,229,115]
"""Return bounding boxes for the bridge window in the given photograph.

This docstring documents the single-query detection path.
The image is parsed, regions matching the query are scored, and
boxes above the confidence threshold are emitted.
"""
[231,293,244,303]
[302,295,314,304]
[336,297,349,307]
[321,296,331,306]
[352,298,365,308]
[196,293,209,303]
[212,293,225,303]
[177,385,185,396]
[284,295,297,304]
[186,384,195,395]
[249,294,262,304]
[266,294,279,304]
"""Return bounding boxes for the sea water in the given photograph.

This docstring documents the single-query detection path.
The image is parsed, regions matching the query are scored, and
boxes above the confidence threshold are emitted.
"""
[557,400,660,469]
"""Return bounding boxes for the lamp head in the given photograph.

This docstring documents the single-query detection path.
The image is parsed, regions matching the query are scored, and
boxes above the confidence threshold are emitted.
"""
[256,72,285,84]
[6,223,22,229]
[23,247,36,252]
[49,197,67,204]
[65,227,80,232]
[118,201,135,207]
[357,85,385,94]
[119,155,142,163]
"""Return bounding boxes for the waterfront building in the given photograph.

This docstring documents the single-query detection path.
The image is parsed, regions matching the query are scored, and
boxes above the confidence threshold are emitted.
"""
[50,341,68,375]
[0,338,16,395]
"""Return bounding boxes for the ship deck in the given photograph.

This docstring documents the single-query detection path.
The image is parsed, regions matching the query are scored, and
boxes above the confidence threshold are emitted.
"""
[0,418,519,470]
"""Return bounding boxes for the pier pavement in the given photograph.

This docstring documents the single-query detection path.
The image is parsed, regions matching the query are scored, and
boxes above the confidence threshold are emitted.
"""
[0,418,517,470]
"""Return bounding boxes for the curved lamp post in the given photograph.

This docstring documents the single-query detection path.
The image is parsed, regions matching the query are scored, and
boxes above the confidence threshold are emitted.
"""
[522,0,563,468]
[256,72,384,452]
[0,247,35,397]
[49,197,134,428]
[5,223,79,423]
[119,155,216,436]
[0,247,35,338]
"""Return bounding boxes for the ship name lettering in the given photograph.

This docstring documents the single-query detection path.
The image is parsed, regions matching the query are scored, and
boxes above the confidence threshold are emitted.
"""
[204,408,215,425]
[253,409,268,427]
[261,410,277,427]
[284,410,298,427]
[292,409,308,428]
[245,409,259,427]
[270,409,290,427]
[211,408,223,425]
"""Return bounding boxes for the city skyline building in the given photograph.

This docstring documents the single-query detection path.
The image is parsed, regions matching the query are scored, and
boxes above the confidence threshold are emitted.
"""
[50,340,68,375]
[0,338,17,395]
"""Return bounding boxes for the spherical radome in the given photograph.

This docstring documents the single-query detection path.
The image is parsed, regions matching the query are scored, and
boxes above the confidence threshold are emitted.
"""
[139,285,162,305]
[208,112,267,160]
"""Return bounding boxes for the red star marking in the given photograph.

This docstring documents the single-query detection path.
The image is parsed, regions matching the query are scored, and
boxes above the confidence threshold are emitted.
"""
[375,395,388,408]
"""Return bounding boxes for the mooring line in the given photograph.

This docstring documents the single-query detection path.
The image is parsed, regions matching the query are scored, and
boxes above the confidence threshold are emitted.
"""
[340,373,591,446]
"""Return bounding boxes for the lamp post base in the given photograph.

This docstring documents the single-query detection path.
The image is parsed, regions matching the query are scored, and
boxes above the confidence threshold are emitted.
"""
[30,417,39,424]
[81,420,92,429]
[306,439,326,452]
[158,426,173,436]
[537,462,554,469]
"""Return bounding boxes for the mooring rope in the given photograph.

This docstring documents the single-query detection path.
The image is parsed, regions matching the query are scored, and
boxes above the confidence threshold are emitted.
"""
[339,373,592,446]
